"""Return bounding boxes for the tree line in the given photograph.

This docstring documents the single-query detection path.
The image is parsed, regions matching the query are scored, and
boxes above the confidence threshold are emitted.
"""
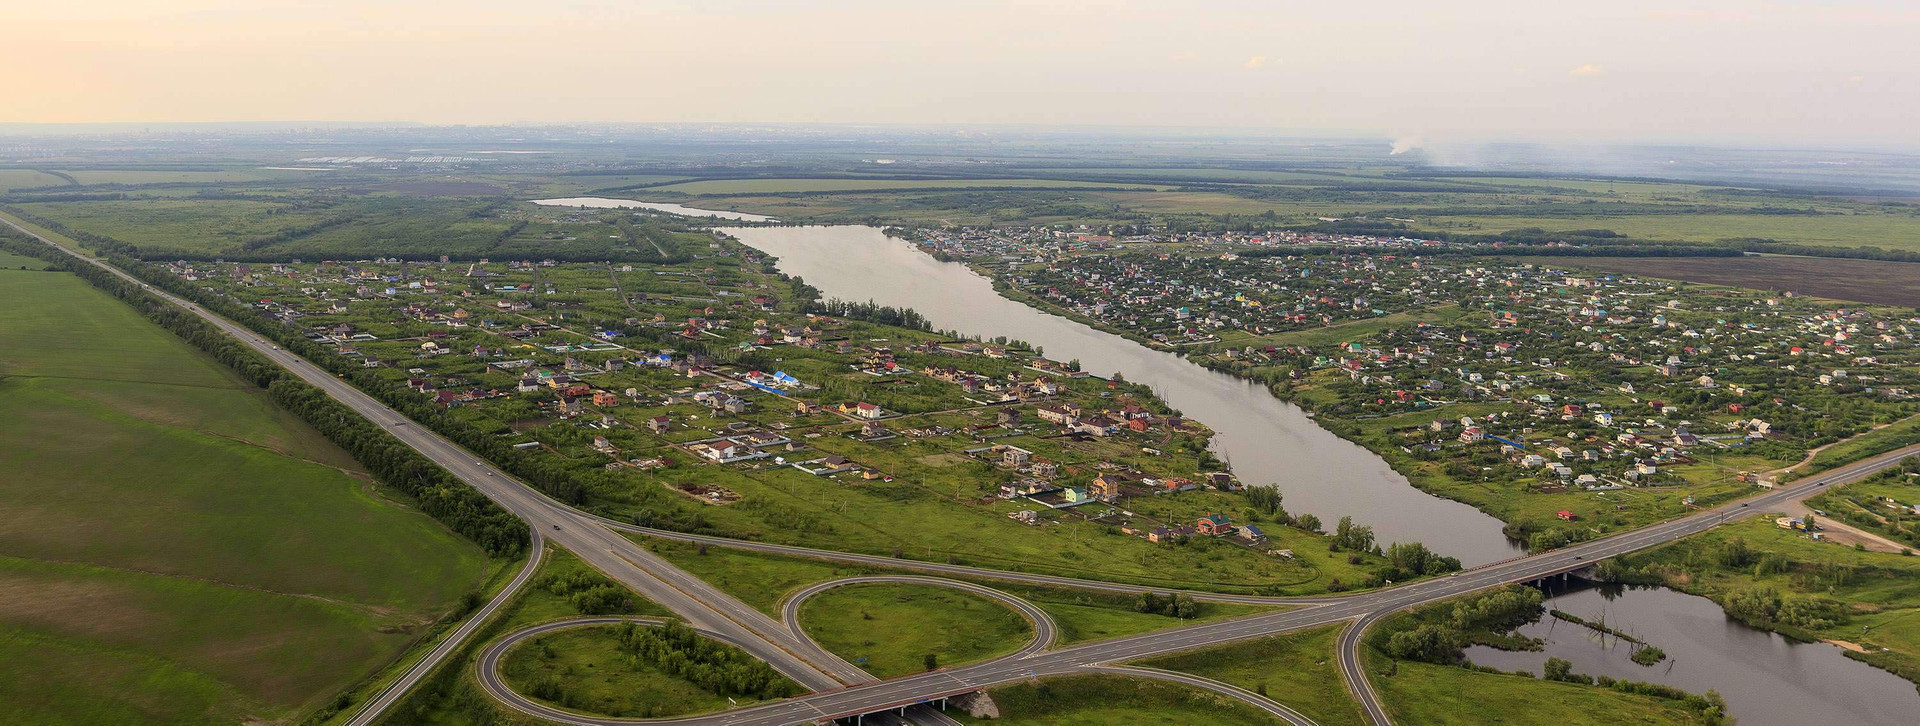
[613,620,797,700]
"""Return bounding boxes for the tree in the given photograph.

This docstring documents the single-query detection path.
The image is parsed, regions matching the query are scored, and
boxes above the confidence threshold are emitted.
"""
[1294,513,1323,533]
[1333,516,1376,552]
[1384,624,1456,663]
[923,653,940,671]
[1543,656,1574,681]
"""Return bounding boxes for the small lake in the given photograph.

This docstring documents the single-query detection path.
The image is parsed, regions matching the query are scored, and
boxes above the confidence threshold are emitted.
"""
[1464,581,1920,726]
[530,197,779,222]
[722,225,1521,565]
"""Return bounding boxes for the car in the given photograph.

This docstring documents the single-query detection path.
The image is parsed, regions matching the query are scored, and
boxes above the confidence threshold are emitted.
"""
[552,524,561,530]
[270,345,280,350]
[485,471,494,476]
[1741,503,1749,507]
[1574,555,1583,560]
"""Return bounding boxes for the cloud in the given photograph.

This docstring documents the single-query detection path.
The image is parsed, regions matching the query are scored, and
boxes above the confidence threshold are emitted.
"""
[1244,55,1269,70]
[1568,63,1605,78]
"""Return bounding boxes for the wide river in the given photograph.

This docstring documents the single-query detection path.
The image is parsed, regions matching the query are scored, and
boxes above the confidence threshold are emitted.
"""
[724,225,1521,565]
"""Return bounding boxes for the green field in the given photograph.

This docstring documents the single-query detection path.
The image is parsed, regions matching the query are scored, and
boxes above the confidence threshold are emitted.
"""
[1368,659,1722,725]
[0,169,72,190]
[797,582,1032,678]
[1136,625,1364,726]
[0,250,51,269]
[954,673,1283,725]
[13,199,342,255]
[649,178,1167,194]
[0,268,490,723]
[1429,212,1920,252]
[499,624,779,718]
[63,169,300,185]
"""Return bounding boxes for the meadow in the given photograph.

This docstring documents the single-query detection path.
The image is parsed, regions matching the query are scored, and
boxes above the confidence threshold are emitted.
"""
[647,177,1168,194]
[0,268,490,723]
[797,582,1032,678]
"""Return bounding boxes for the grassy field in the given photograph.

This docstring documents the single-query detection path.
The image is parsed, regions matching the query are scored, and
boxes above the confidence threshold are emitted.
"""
[1520,255,1920,308]
[0,169,72,190]
[1806,414,1920,472]
[1430,212,1920,252]
[953,673,1284,725]
[61,169,300,185]
[13,199,342,255]
[797,582,1032,678]
[0,250,51,269]
[499,625,770,718]
[649,178,1167,194]
[0,268,491,723]
[1135,625,1364,726]
[1367,658,1721,725]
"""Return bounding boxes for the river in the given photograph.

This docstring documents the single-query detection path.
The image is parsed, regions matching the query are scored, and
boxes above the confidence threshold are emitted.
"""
[1464,580,1920,725]
[531,197,779,222]
[722,225,1521,565]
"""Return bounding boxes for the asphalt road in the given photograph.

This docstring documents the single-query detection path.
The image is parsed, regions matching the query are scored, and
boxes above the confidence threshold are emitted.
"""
[16,216,1919,726]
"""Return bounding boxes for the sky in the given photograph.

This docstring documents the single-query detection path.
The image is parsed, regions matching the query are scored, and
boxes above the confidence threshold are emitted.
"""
[5,0,1917,147]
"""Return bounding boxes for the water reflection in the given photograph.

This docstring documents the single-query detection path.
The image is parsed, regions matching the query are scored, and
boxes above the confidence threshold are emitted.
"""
[1465,579,1920,726]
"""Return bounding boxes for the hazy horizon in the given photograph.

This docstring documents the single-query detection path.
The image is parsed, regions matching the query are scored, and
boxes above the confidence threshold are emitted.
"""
[7,1,1917,149]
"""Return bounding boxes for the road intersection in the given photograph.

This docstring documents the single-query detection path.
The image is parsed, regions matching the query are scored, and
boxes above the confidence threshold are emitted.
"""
[12,215,1917,726]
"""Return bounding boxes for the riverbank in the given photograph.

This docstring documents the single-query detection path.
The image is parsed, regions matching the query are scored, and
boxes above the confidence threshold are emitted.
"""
[1591,516,1920,695]
[955,244,1841,551]
[722,225,1520,565]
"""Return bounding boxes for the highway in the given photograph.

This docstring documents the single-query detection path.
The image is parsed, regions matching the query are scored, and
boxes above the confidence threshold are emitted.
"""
[14,214,1919,726]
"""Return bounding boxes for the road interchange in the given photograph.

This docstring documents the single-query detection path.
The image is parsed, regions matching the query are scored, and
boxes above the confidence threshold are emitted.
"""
[12,214,1919,726]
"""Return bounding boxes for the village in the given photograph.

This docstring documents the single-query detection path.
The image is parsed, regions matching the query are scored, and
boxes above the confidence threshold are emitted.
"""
[898,227,1920,542]
[157,240,1357,588]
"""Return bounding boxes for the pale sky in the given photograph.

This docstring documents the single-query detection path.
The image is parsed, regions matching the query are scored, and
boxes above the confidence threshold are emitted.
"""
[6,0,1916,146]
